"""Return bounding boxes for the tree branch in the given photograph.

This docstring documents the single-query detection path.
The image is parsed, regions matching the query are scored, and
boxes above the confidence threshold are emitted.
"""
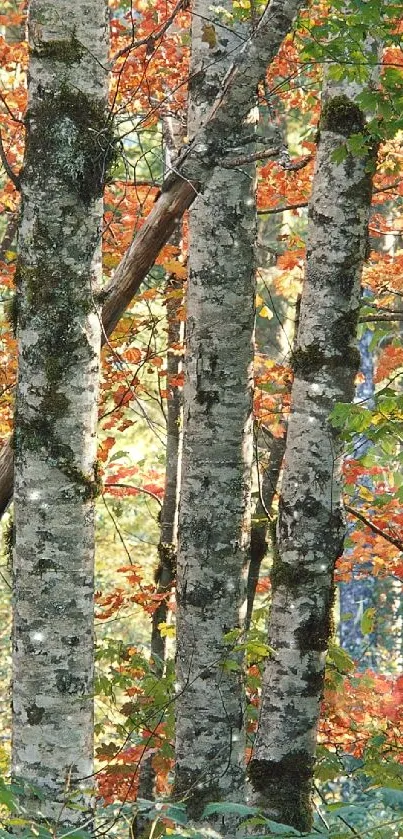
[345,503,403,552]
[258,200,308,215]
[0,129,20,190]
[359,314,403,322]
[222,146,280,168]
[111,0,190,63]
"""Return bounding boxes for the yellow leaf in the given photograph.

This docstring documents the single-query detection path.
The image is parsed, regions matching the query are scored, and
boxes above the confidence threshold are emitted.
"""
[259,305,274,319]
[255,294,264,307]
[158,622,176,638]
[103,253,120,269]
[164,259,187,280]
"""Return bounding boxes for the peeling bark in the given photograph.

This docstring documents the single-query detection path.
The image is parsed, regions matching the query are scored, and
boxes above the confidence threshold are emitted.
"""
[174,2,256,831]
[249,66,379,831]
[12,0,109,826]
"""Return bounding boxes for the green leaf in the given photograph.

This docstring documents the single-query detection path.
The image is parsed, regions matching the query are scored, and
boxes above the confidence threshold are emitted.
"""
[331,144,348,164]
[376,787,403,808]
[327,642,355,674]
[108,450,128,462]
[220,658,241,672]
[163,804,188,825]
[0,783,18,813]
[360,606,376,635]
[202,802,259,818]
[239,817,302,836]
[223,628,241,644]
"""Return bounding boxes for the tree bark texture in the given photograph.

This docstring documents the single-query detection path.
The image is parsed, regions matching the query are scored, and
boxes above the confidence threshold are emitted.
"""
[12,0,109,826]
[0,0,305,518]
[249,71,378,830]
[174,2,256,829]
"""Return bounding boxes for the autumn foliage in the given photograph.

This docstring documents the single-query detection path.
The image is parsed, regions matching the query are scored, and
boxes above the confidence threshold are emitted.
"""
[0,0,403,821]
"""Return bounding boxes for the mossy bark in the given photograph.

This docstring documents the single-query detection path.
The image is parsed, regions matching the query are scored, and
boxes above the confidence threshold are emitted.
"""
[174,1,256,833]
[12,0,109,828]
[249,60,379,832]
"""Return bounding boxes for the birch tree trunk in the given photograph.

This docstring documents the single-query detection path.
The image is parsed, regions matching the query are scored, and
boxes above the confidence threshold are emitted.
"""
[12,0,110,826]
[249,59,379,831]
[174,2,256,829]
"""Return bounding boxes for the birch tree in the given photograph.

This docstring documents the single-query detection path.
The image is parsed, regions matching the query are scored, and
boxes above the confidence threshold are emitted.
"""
[249,45,380,832]
[173,0,256,828]
[12,0,110,826]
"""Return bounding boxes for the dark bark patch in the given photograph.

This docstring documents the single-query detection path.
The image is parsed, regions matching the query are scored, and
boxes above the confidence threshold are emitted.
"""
[303,496,324,518]
[320,95,365,137]
[35,554,58,575]
[294,606,332,655]
[25,84,116,204]
[331,307,360,349]
[291,343,361,382]
[346,172,373,204]
[4,515,14,571]
[55,672,85,694]
[290,344,325,376]
[26,704,44,725]
[301,666,325,698]
[270,555,316,595]
[173,770,222,821]
[196,388,219,409]
[31,35,85,64]
[248,752,314,832]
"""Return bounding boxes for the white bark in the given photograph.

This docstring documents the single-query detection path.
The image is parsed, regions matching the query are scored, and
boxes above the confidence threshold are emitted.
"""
[174,2,256,830]
[249,62,379,832]
[12,0,109,826]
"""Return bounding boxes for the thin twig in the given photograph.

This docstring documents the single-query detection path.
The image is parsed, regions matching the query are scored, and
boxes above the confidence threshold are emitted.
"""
[345,503,403,552]
[111,0,189,64]
[0,128,20,190]
[258,200,308,215]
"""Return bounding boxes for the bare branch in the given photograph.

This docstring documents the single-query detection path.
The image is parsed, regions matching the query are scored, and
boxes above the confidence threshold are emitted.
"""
[345,503,403,553]
[258,200,308,215]
[111,0,190,64]
[0,129,20,190]
[222,146,280,168]
[359,314,403,322]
